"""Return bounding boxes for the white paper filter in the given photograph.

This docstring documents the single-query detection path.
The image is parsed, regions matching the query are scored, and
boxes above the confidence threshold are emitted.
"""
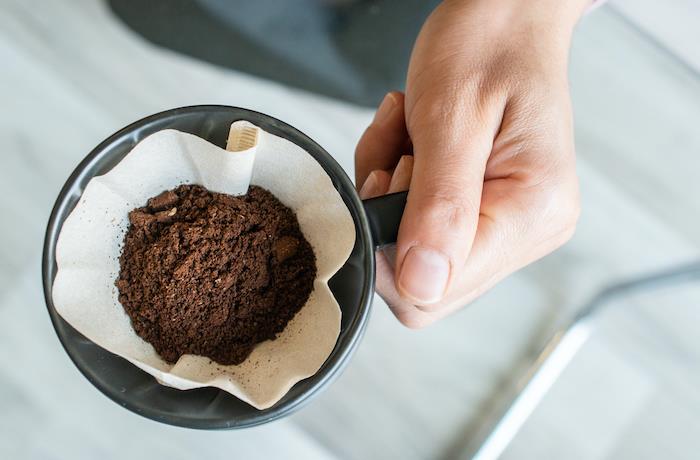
[52,122,356,409]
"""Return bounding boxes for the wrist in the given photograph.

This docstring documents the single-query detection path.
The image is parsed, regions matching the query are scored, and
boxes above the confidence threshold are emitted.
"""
[443,0,588,37]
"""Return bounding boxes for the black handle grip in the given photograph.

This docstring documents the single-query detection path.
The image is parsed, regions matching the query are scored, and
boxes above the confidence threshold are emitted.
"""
[362,191,408,249]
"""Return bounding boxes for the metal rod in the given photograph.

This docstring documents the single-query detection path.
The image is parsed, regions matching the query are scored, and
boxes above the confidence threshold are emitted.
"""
[462,260,700,460]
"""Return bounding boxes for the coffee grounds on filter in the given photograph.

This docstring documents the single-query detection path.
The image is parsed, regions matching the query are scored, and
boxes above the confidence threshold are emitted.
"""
[115,184,317,365]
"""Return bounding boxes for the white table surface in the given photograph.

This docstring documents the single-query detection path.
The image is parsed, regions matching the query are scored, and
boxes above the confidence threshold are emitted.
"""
[1,1,698,459]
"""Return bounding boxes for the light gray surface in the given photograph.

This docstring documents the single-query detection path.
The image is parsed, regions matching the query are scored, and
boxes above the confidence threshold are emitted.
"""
[1,0,699,459]
[612,0,700,74]
[502,283,700,460]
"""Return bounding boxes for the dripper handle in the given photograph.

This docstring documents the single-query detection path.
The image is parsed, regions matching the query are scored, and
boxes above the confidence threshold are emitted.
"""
[362,191,408,249]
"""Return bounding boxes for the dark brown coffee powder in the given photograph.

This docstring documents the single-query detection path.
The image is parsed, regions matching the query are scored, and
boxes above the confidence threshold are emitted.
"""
[115,184,316,365]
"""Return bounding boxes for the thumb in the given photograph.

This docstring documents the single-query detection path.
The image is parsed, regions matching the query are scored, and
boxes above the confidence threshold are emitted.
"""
[395,103,499,307]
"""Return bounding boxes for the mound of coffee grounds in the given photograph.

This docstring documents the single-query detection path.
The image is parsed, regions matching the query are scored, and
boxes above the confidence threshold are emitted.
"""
[115,184,316,365]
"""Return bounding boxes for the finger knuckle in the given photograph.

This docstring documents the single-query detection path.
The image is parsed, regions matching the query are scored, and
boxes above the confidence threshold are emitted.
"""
[420,187,478,231]
[408,73,502,132]
[396,310,431,330]
[355,125,382,158]
[558,187,581,231]
[536,183,580,236]
[413,301,443,313]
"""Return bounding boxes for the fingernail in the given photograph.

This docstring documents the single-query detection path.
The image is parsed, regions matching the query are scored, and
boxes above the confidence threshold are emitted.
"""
[374,93,396,125]
[398,247,450,304]
[359,171,380,199]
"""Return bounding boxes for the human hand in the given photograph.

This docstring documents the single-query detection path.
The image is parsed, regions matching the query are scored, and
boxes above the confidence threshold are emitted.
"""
[355,0,589,328]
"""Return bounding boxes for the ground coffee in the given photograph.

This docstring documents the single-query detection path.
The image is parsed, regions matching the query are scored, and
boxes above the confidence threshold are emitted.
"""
[115,184,316,365]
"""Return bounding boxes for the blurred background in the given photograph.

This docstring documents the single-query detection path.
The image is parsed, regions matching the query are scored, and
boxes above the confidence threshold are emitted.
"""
[2,0,699,459]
